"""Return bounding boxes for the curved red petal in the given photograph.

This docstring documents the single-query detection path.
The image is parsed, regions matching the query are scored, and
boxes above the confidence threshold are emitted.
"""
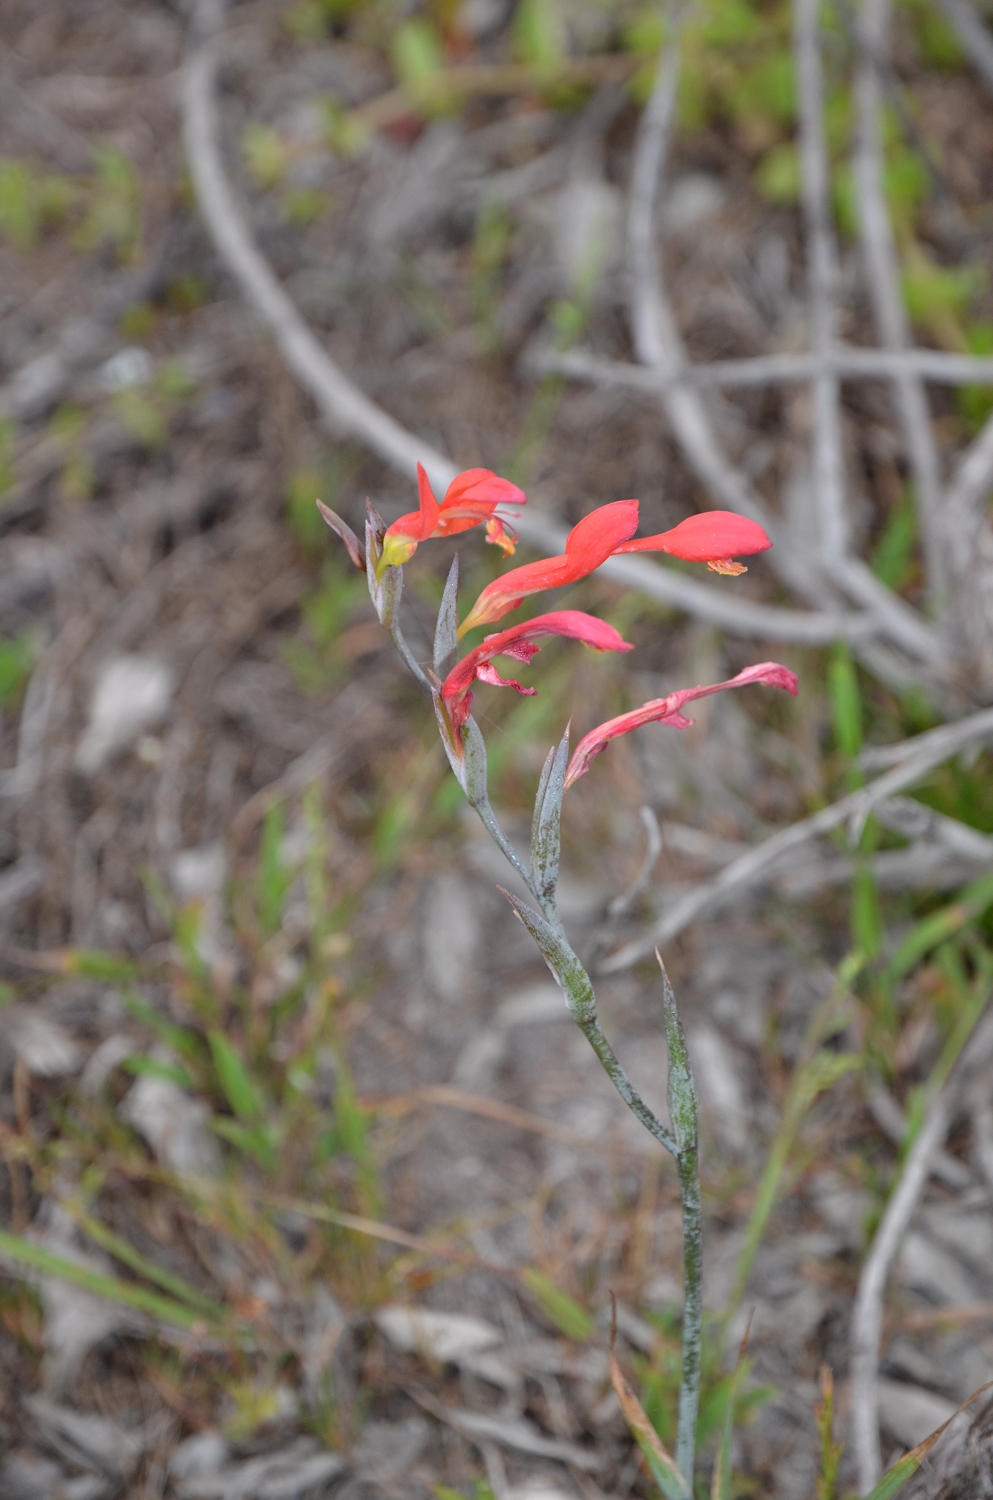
[460,499,640,633]
[441,610,633,728]
[564,661,797,788]
[444,468,527,512]
[614,511,771,563]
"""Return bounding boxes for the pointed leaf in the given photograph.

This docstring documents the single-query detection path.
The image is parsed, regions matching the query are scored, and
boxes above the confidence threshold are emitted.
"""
[521,1267,593,1340]
[610,1301,689,1500]
[658,954,698,1152]
[0,1228,217,1331]
[434,555,460,676]
[460,714,490,808]
[316,500,364,569]
[530,727,569,903]
[863,1380,993,1500]
[208,1030,263,1121]
[531,746,556,857]
[711,1318,752,1500]
[499,889,594,1024]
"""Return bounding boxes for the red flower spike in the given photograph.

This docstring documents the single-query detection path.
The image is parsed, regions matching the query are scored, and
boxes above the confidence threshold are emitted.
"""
[564,662,798,788]
[441,610,633,732]
[379,463,526,572]
[459,499,640,636]
[613,511,771,574]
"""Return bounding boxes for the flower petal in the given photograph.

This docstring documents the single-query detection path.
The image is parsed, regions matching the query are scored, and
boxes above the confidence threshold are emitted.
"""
[476,662,537,695]
[614,511,771,565]
[442,609,633,730]
[564,661,798,788]
[459,499,640,634]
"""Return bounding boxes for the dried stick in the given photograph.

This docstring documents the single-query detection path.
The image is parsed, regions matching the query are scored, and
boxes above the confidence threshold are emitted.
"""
[934,0,993,94]
[793,0,942,665]
[598,702,993,972]
[850,1085,954,1492]
[183,2,883,651]
[854,0,945,606]
[942,409,993,581]
[628,20,944,671]
[850,1007,993,1491]
[534,345,993,392]
[795,0,847,559]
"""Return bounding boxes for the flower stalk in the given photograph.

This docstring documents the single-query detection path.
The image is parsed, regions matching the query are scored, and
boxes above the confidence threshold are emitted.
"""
[321,471,798,1494]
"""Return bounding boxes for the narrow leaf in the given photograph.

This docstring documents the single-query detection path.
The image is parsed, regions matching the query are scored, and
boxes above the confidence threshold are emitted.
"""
[530,727,569,903]
[863,1380,993,1500]
[711,1317,752,1500]
[67,1204,225,1319]
[531,746,556,858]
[460,713,490,809]
[208,1030,263,1120]
[315,499,364,570]
[610,1299,689,1500]
[0,1228,216,1330]
[499,888,594,1024]
[120,991,203,1062]
[658,954,698,1151]
[521,1267,592,1341]
[434,555,460,675]
[884,870,993,983]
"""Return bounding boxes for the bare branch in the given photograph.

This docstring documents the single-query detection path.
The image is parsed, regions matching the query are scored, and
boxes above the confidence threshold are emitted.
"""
[860,701,993,769]
[854,0,946,605]
[795,0,847,558]
[850,1086,955,1492]
[792,0,945,665]
[626,19,945,672]
[934,0,993,94]
[943,409,993,580]
[532,344,993,393]
[597,703,993,972]
[851,1009,993,1492]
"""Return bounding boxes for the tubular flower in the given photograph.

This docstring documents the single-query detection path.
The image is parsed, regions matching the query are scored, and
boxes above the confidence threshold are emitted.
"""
[564,662,798,788]
[441,610,633,732]
[613,511,771,576]
[379,463,527,573]
[459,499,640,636]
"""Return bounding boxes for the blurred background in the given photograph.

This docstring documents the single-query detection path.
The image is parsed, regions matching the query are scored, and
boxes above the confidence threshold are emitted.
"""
[1,0,993,1496]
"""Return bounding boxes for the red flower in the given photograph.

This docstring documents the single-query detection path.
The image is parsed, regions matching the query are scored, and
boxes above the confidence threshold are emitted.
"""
[613,511,771,576]
[459,499,640,635]
[564,662,798,788]
[380,463,526,572]
[441,610,633,731]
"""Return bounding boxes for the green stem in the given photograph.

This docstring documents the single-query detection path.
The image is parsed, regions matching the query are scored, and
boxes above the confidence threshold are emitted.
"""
[675,1140,703,1485]
[471,790,540,902]
[574,1010,678,1158]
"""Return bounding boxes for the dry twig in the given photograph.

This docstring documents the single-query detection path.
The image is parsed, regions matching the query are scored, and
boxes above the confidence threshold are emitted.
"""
[854,0,945,605]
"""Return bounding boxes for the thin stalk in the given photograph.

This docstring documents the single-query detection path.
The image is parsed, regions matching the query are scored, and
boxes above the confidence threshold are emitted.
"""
[389,621,433,692]
[574,1009,678,1158]
[675,1141,702,1484]
[471,791,540,901]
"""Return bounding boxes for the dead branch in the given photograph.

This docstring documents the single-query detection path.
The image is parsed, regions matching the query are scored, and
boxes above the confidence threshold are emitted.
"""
[854,0,945,605]
[934,0,993,93]
[850,1085,955,1491]
[532,344,993,392]
[851,1009,993,1491]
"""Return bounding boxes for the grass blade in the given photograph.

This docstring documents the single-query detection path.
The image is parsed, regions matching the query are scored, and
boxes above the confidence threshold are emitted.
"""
[610,1298,689,1500]
[863,1380,993,1500]
[66,1202,226,1320]
[0,1228,222,1330]
[711,1316,752,1500]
